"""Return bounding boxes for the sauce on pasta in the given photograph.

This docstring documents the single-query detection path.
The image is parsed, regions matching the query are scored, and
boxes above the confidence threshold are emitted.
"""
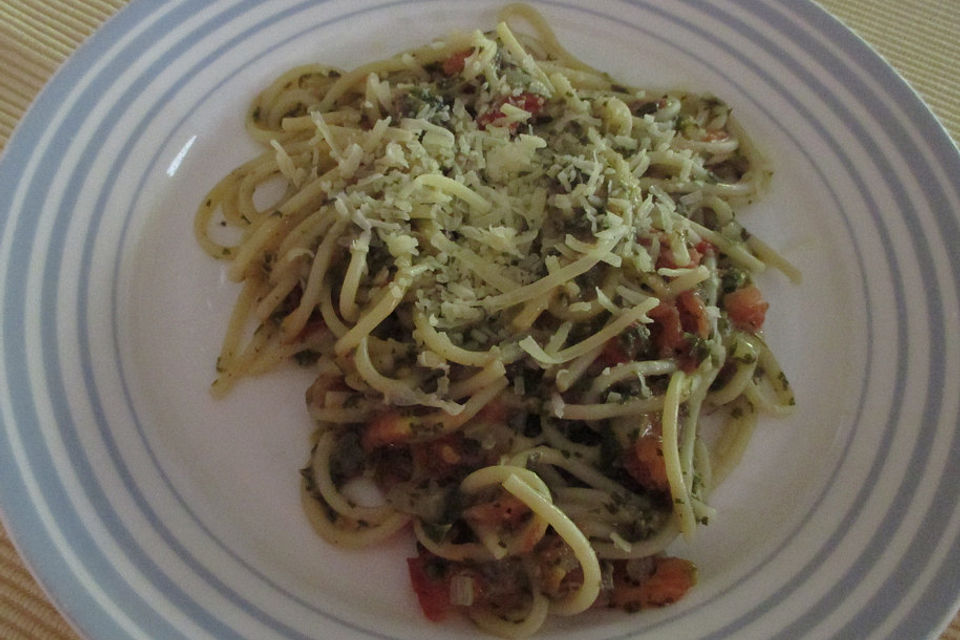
[195,4,797,636]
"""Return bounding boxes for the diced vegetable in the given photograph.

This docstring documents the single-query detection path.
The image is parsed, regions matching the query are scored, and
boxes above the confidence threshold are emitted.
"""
[677,290,709,338]
[443,48,473,75]
[408,554,452,621]
[723,284,768,332]
[609,556,696,611]
[362,412,414,451]
[623,432,670,494]
[477,92,546,130]
[463,491,530,529]
[648,302,683,357]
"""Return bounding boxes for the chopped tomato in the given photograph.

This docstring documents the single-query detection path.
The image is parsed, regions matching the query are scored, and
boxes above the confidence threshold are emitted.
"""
[464,491,530,529]
[676,290,709,339]
[407,554,451,621]
[723,284,769,333]
[361,412,414,451]
[648,301,684,358]
[411,436,460,479]
[599,337,631,367]
[477,92,546,130]
[648,292,709,372]
[641,557,697,607]
[623,433,670,494]
[411,433,490,480]
[650,234,713,270]
[442,48,473,75]
[656,243,702,270]
[598,320,651,369]
[610,557,697,611]
[410,551,532,618]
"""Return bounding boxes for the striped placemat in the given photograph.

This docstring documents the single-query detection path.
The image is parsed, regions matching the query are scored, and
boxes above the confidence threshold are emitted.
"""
[1,1,958,639]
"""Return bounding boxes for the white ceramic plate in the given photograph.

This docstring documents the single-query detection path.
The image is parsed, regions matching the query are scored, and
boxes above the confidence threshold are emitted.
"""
[2,1,959,638]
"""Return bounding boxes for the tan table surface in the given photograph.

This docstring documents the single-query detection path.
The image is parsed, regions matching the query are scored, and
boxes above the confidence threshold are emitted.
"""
[1,1,958,638]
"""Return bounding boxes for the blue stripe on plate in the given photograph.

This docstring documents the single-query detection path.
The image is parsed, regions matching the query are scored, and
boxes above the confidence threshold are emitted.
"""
[486,5,868,640]
[30,4,276,638]
[70,0,418,637]
[99,0,429,636]
[612,1,889,635]
[5,1,309,638]
[780,2,960,638]
[44,2,334,637]
[1,5,194,639]
[694,2,960,638]
[683,2,955,637]
[751,3,955,638]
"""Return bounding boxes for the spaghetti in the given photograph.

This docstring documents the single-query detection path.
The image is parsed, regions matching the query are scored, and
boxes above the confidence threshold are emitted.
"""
[195,4,797,636]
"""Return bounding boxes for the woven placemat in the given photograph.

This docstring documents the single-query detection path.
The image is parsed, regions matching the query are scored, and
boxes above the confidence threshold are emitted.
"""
[1,1,958,639]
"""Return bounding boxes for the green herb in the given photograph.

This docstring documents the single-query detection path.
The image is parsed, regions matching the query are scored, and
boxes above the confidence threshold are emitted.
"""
[685,333,712,364]
[293,349,321,367]
[721,268,748,293]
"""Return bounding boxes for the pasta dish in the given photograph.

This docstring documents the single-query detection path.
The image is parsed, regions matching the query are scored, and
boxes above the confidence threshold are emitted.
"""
[194,4,797,636]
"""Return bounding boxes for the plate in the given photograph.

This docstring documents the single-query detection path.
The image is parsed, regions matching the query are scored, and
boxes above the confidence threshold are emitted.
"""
[1,1,959,638]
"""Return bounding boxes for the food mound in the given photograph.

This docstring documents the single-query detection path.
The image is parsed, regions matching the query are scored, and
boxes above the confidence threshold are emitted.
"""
[195,5,796,637]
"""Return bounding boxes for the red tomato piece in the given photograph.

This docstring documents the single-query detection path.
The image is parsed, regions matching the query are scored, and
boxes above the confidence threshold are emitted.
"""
[407,555,451,621]
[599,338,631,367]
[442,48,472,75]
[648,301,684,357]
[639,557,698,607]
[723,284,769,333]
[464,491,530,529]
[676,290,709,339]
[477,92,545,130]
[361,412,414,451]
[656,243,702,270]
[410,433,472,479]
[623,433,670,494]
[610,556,697,611]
